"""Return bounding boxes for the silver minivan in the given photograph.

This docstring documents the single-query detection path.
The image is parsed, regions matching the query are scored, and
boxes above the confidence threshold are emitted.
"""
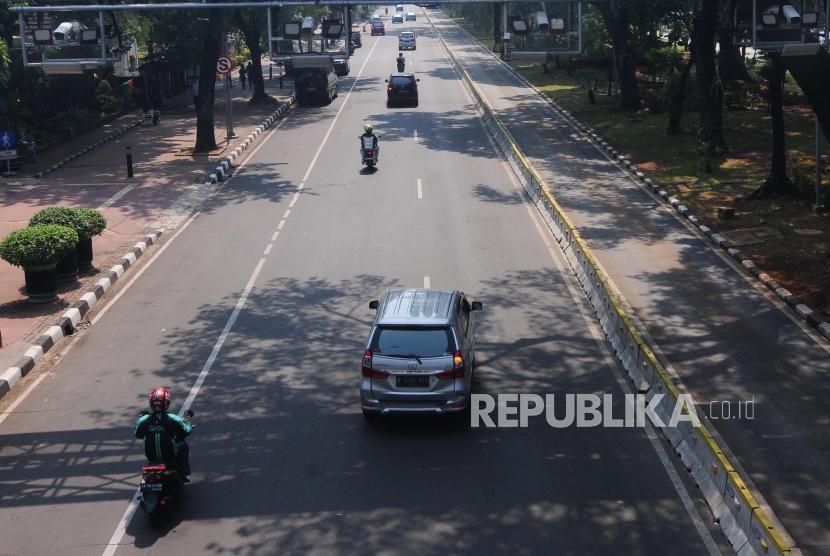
[360,289,482,417]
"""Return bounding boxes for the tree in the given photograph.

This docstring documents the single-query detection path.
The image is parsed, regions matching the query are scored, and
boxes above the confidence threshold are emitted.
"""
[748,54,796,199]
[692,0,727,154]
[232,8,274,103]
[591,0,641,110]
[194,10,224,152]
[718,0,752,83]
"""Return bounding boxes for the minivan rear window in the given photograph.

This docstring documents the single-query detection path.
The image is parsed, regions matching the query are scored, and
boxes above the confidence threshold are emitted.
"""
[371,327,455,358]
[391,76,413,86]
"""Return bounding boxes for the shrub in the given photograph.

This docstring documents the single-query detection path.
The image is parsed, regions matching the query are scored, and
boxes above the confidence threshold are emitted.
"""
[29,206,106,240]
[0,224,79,268]
[74,208,107,239]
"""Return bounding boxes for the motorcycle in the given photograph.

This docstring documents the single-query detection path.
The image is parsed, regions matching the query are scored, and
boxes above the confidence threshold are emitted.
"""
[396,58,406,72]
[138,409,193,527]
[359,135,379,168]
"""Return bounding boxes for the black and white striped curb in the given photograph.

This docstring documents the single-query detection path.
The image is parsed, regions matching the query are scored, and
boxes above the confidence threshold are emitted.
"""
[0,230,163,401]
[206,94,296,185]
[444,14,830,343]
[34,117,145,179]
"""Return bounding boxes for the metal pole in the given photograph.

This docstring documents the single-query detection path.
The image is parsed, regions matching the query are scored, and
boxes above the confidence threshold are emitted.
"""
[223,33,236,141]
[816,117,824,211]
[18,13,28,66]
[126,146,134,177]
[99,10,106,63]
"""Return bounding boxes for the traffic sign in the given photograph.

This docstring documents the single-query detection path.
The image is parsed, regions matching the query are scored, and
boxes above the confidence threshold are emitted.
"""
[216,56,233,75]
[0,149,18,160]
[0,131,15,150]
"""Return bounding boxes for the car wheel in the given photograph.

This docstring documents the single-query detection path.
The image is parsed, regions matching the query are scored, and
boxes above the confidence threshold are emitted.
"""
[413,99,419,107]
[386,100,392,108]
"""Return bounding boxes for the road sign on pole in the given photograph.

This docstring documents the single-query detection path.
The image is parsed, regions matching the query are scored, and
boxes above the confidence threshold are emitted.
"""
[0,149,18,160]
[217,56,233,75]
[0,130,16,150]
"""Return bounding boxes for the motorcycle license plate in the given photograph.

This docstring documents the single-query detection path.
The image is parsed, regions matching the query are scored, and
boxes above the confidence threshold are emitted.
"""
[140,482,163,491]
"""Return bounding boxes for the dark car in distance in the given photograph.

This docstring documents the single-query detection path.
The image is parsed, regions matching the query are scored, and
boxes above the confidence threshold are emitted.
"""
[386,72,419,107]
[371,22,385,36]
[350,31,362,48]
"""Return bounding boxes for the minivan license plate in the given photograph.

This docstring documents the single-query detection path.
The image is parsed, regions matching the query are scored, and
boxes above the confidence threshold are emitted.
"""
[396,375,429,387]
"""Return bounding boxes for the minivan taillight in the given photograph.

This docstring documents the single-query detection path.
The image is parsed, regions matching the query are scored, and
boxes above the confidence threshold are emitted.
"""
[438,351,465,379]
[361,349,389,378]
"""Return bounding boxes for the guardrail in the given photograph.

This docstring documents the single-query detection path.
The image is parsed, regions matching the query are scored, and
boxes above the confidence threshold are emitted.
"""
[426,11,795,556]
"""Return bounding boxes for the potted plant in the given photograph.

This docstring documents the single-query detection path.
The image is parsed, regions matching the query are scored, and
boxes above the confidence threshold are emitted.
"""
[74,208,107,270]
[29,207,87,283]
[0,224,79,303]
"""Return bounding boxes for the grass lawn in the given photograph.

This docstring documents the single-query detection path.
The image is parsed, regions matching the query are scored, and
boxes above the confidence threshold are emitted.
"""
[447,13,830,315]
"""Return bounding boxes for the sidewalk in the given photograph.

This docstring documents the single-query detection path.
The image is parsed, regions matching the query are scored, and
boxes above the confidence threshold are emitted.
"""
[0,74,294,369]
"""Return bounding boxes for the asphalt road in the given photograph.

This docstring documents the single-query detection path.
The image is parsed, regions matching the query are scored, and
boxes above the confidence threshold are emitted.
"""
[428,10,830,552]
[0,8,723,556]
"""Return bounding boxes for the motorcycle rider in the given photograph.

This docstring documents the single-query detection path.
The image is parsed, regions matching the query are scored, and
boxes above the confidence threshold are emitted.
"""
[360,123,380,164]
[396,51,406,72]
[134,387,193,478]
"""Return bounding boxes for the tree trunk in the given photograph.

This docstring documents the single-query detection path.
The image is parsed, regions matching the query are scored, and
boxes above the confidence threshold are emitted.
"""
[748,55,796,199]
[718,0,752,83]
[693,0,728,154]
[194,12,224,153]
[667,52,696,135]
[592,1,641,110]
[235,10,271,102]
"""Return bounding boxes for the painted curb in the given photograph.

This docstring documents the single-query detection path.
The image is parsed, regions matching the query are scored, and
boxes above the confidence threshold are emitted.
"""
[0,230,163,402]
[34,117,144,179]
[204,94,296,185]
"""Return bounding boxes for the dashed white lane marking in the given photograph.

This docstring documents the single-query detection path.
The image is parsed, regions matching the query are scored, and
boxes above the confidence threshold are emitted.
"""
[414,129,419,142]
[283,209,291,218]
[271,231,280,242]
[264,243,274,255]
[277,220,286,230]
[289,192,300,208]
[423,276,430,289]
[417,178,423,199]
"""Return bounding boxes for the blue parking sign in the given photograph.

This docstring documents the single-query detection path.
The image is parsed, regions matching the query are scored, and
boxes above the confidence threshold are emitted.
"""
[0,131,15,150]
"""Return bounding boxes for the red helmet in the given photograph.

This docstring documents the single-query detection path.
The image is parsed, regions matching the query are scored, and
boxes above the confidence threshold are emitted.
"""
[149,387,171,412]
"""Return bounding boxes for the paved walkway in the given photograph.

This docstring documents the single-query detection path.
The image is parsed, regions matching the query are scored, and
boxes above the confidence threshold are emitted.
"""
[0,72,294,367]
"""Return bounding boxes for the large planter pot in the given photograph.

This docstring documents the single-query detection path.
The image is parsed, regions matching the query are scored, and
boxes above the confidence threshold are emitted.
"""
[56,244,79,283]
[24,264,58,303]
[77,237,93,271]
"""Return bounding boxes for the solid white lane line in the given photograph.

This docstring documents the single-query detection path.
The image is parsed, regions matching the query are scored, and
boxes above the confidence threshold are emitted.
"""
[423,276,430,289]
[283,209,291,219]
[264,243,274,255]
[300,36,381,185]
[277,219,286,230]
[180,256,267,412]
[417,178,423,199]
